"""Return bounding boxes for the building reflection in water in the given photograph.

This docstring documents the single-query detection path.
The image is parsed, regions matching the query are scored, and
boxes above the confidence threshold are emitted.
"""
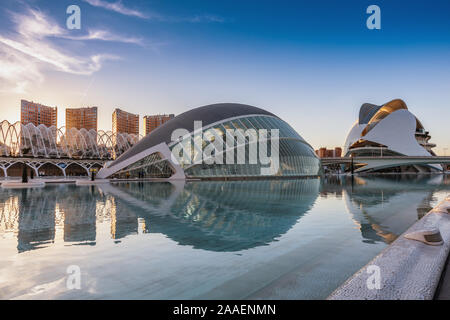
[16,188,56,252]
[101,179,320,251]
[0,179,320,252]
[61,186,97,244]
[0,174,449,253]
[321,174,450,244]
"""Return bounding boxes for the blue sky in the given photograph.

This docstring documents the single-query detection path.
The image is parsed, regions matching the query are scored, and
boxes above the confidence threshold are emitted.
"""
[0,0,449,154]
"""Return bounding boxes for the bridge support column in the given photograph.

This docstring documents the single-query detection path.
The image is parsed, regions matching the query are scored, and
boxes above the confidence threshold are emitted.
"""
[1,166,7,178]
[82,165,90,177]
[28,163,40,178]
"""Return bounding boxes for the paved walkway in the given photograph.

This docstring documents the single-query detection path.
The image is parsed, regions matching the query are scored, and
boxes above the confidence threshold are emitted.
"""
[436,255,450,299]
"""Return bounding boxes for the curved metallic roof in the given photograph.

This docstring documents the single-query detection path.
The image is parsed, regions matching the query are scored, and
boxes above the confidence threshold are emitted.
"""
[361,99,409,136]
[359,103,381,125]
[112,103,278,166]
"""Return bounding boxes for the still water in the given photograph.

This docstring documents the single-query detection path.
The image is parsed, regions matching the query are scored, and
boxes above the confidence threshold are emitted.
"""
[0,175,449,299]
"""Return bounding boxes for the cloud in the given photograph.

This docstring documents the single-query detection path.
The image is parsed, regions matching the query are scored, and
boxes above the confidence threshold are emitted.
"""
[0,35,118,75]
[82,0,149,19]
[10,8,142,45]
[0,46,43,94]
[11,8,66,38]
[0,8,137,94]
[181,14,226,23]
[0,3,224,94]
[66,29,143,45]
[82,0,226,23]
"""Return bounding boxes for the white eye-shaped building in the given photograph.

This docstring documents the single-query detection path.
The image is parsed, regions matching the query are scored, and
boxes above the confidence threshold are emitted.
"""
[344,99,440,172]
[98,103,320,180]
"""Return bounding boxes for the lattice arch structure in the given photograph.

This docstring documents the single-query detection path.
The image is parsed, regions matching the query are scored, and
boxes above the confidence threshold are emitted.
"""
[0,158,105,178]
[0,120,141,160]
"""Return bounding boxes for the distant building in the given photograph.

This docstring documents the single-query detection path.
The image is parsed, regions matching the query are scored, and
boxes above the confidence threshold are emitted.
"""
[315,147,342,158]
[317,148,326,158]
[344,99,441,172]
[66,107,98,131]
[112,108,139,135]
[143,114,175,135]
[326,149,334,158]
[20,99,57,127]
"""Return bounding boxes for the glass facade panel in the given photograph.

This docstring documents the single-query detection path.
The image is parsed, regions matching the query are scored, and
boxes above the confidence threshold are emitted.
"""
[112,152,174,179]
[238,118,256,131]
[119,114,320,180]
[181,115,320,178]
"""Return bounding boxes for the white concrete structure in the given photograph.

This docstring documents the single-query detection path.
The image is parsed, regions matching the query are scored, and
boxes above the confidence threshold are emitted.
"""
[1,180,45,189]
[344,99,441,172]
[0,158,106,178]
[98,142,185,180]
[329,195,450,300]
[0,119,140,160]
[75,179,110,185]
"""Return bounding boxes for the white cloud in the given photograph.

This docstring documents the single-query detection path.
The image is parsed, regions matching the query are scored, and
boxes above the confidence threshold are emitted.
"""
[66,29,143,45]
[0,35,118,75]
[181,14,226,23]
[82,0,226,23]
[82,0,149,19]
[0,8,137,94]
[0,3,224,94]
[10,8,142,44]
[0,46,43,94]
[12,9,66,38]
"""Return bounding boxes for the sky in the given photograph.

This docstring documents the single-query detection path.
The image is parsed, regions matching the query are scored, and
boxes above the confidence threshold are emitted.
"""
[0,0,449,154]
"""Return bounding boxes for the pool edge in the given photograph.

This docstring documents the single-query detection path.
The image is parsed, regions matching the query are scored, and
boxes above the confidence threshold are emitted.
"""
[328,195,450,300]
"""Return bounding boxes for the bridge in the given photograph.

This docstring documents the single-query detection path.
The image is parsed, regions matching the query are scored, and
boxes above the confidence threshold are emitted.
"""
[0,157,107,178]
[321,156,450,173]
[1,155,449,177]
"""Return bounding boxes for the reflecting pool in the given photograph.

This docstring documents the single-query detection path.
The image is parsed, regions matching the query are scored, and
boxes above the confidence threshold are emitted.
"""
[0,175,449,299]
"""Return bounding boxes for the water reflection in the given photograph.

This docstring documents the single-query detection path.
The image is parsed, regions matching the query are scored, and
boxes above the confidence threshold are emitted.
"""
[1,186,105,252]
[102,179,320,251]
[0,175,449,253]
[0,179,320,252]
[17,188,57,252]
[321,174,450,244]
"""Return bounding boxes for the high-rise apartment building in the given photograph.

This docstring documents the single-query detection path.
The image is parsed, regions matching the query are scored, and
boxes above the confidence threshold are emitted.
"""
[316,147,327,158]
[143,114,175,135]
[20,99,57,127]
[315,147,342,158]
[112,108,139,135]
[66,107,98,131]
